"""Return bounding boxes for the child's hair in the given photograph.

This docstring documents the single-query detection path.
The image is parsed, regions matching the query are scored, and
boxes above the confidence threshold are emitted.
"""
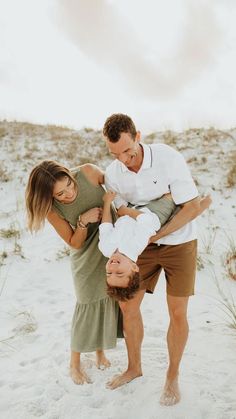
[106,271,140,301]
[25,160,76,232]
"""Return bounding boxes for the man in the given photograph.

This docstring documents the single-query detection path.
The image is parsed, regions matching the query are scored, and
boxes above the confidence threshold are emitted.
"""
[103,113,211,406]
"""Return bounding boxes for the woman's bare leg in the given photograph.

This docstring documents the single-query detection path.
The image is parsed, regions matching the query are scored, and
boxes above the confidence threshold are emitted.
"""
[70,351,92,384]
[96,349,111,369]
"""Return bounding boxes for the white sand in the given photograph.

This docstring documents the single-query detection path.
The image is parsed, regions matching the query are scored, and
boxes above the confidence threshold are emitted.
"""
[0,123,235,419]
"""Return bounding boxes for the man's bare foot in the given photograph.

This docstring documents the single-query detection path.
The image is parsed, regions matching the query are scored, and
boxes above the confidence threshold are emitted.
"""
[96,350,111,370]
[159,376,180,406]
[70,366,92,385]
[106,369,142,390]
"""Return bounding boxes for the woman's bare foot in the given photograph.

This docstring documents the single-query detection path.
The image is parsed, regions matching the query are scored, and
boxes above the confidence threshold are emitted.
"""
[159,376,180,406]
[70,366,92,385]
[96,350,111,370]
[106,368,142,390]
[70,351,92,385]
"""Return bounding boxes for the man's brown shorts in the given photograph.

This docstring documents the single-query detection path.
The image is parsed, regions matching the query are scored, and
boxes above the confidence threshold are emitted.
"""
[137,240,197,297]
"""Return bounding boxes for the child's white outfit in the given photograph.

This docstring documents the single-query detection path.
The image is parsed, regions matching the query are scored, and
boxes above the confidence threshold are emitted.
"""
[99,208,160,262]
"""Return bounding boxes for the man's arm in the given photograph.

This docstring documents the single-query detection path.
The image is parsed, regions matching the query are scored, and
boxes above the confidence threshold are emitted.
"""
[149,195,211,242]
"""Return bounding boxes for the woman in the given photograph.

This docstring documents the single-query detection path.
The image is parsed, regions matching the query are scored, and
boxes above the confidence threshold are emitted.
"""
[25,160,122,385]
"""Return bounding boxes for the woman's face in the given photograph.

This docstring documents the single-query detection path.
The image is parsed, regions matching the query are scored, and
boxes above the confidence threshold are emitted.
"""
[53,176,77,203]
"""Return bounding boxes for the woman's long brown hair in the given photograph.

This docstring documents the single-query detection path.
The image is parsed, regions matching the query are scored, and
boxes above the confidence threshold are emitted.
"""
[25,160,76,232]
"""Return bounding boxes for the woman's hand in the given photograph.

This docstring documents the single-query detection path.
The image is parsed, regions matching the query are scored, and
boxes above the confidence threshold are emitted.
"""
[80,207,103,225]
[103,191,116,205]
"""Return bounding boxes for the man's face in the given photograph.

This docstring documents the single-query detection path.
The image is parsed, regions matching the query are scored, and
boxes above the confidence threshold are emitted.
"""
[106,251,139,288]
[105,132,141,169]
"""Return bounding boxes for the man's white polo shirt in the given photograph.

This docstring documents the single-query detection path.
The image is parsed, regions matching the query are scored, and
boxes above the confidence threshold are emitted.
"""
[105,143,199,245]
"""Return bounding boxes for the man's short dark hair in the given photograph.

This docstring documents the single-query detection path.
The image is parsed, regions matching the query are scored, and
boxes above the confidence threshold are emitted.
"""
[106,271,140,301]
[103,113,137,143]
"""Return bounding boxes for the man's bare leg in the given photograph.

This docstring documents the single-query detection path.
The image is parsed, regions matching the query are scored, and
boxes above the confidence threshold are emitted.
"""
[160,295,189,406]
[96,349,111,369]
[107,289,146,389]
[70,351,92,384]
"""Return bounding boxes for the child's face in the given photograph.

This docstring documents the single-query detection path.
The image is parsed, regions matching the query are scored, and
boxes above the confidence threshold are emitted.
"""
[106,251,139,288]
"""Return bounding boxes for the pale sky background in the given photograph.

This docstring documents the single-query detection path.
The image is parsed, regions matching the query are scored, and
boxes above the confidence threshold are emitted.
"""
[0,0,236,133]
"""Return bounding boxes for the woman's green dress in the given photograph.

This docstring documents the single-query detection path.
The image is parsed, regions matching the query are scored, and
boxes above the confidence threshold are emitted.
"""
[53,168,122,352]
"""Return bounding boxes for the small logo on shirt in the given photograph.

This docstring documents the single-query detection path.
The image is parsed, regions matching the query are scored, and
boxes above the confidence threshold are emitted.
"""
[153,179,158,184]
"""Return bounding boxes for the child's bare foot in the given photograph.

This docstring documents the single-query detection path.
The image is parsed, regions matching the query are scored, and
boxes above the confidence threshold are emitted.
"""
[96,350,111,370]
[70,366,92,385]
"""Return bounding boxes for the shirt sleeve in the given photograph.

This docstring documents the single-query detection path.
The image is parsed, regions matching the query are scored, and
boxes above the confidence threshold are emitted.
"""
[104,170,128,209]
[168,149,199,204]
[98,223,117,257]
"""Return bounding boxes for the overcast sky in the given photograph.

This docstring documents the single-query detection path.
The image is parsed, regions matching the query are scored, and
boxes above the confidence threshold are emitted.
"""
[0,0,236,133]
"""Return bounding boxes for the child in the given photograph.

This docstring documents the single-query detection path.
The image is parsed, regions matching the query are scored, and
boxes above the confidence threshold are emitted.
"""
[99,191,177,300]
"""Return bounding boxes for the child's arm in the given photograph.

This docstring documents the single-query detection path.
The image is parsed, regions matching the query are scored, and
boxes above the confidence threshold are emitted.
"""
[117,193,174,220]
[99,191,118,257]
[117,205,143,219]
[101,191,116,224]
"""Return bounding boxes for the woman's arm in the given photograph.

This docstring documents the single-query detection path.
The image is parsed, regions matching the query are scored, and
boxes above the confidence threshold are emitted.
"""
[47,206,102,249]
[80,164,104,185]
[47,211,87,249]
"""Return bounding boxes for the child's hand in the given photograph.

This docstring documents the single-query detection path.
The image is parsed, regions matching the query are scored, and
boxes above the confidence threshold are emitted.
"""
[103,191,116,204]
